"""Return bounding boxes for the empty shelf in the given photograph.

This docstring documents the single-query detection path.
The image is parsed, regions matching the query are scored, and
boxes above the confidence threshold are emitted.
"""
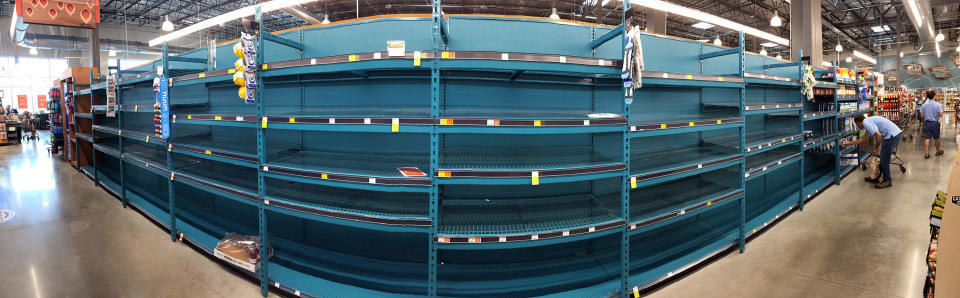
[630,170,740,221]
[631,144,739,177]
[173,153,259,193]
[440,147,618,171]
[439,193,620,236]
[268,149,429,178]
[265,177,430,226]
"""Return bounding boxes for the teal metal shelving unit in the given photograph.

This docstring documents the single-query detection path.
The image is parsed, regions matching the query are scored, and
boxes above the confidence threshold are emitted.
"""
[81,3,874,297]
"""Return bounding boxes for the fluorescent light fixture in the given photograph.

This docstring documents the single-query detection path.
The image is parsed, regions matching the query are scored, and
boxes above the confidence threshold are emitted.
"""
[760,42,776,48]
[845,56,852,63]
[836,44,843,52]
[29,47,38,55]
[822,61,833,67]
[161,16,174,32]
[550,8,560,19]
[149,0,316,46]
[692,22,714,29]
[853,50,876,64]
[770,11,781,27]
[883,25,891,31]
[906,0,923,28]
[626,0,789,46]
[714,36,722,46]
[871,26,884,33]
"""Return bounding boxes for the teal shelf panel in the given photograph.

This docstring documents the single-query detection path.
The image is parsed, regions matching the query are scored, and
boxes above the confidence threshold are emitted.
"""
[745,189,798,237]
[839,108,872,118]
[802,111,838,121]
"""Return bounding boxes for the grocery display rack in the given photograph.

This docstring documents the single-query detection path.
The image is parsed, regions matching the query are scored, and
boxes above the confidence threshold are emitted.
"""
[71,4,870,297]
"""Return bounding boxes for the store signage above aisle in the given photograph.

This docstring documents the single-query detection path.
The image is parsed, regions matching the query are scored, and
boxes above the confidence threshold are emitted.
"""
[904,63,926,77]
[17,95,27,109]
[930,65,952,80]
[15,0,100,28]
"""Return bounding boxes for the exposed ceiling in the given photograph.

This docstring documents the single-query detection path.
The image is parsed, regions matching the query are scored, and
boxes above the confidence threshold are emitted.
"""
[1,0,958,59]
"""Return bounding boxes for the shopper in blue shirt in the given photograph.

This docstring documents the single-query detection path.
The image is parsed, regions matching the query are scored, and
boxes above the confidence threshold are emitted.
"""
[920,90,944,158]
[842,115,903,188]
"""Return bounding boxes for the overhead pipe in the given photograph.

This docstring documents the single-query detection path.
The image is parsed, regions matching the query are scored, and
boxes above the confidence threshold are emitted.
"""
[904,0,938,48]
[281,5,323,24]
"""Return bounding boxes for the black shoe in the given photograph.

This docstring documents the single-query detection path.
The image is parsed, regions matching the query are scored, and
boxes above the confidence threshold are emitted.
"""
[937,150,945,156]
[865,177,879,183]
[875,181,892,189]
[926,154,931,158]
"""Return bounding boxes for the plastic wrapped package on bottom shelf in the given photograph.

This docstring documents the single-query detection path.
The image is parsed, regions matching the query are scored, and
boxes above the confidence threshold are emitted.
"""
[214,232,273,273]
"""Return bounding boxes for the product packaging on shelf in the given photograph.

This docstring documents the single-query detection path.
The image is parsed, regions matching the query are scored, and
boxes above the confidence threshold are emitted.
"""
[213,233,272,273]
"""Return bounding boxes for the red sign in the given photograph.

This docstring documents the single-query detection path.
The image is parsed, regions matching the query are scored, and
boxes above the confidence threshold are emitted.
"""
[16,0,100,29]
[17,95,28,109]
[37,95,46,109]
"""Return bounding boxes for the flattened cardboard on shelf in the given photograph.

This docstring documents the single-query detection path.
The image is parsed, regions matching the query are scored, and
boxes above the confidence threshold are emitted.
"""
[935,152,960,297]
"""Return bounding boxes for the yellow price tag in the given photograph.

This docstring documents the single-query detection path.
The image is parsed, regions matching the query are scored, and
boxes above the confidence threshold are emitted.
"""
[392,118,400,132]
[118,130,122,136]
[413,52,422,67]
[717,120,722,124]
[630,177,637,189]
[187,115,193,119]
[262,120,268,128]
[689,122,694,127]
[261,64,269,70]
[440,119,452,125]
[534,120,542,127]
[660,123,666,129]
[706,201,712,206]
[717,77,724,81]
[198,73,206,78]
[289,117,296,123]
[633,287,640,298]
[685,75,693,80]
[438,171,450,177]
[531,171,540,185]
[204,150,211,155]
[349,55,358,62]
[215,116,222,120]
[781,138,786,143]
[145,136,150,143]
[134,106,138,112]
[441,52,454,59]
[228,68,236,74]
[752,229,757,233]
[321,173,328,179]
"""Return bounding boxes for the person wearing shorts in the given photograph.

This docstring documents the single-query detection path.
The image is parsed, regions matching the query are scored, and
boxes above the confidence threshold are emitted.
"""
[920,90,944,158]
[843,115,902,189]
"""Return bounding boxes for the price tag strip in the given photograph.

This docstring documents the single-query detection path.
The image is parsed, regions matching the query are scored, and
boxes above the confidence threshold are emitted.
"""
[172,172,259,203]
[803,111,838,119]
[169,144,259,164]
[263,165,432,187]
[265,197,432,226]
[440,118,626,127]
[803,132,840,149]
[630,189,744,232]
[745,134,803,153]
[434,163,625,179]
[630,117,742,133]
[743,103,802,112]
[642,70,744,83]
[743,72,799,83]
[435,220,624,244]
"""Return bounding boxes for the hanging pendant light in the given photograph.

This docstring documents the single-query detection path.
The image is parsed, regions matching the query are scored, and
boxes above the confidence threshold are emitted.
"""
[900,51,904,57]
[770,11,782,27]
[713,36,722,46]
[321,14,330,24]
[775,54,782,60]
[836,44,843,52]
[936,31,945,41]
[161,16,174,32]
[759,48,768,56]
[845,56,852,63]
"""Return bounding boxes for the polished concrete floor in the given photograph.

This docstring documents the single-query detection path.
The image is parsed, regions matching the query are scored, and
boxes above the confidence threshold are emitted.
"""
[650,121,957,298]
[0,122,954,297]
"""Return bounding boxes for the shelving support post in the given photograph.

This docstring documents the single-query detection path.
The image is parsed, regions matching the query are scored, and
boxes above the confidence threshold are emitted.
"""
[428,1,443,296]
[118,84,127,208]
[162,42,178,243]
[737,31,746,253]
[255,7,270,297]
[797,49,806,211]
[619,1,632,295]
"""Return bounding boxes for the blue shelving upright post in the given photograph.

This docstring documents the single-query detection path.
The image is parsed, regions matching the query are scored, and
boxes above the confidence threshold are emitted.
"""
[162,42,178,243]
[797,50,806,211]
[255,7,270,297]
[619,1,631,295]
[428,1,442,296]
[737,31,746,253]
[118,78,127,208]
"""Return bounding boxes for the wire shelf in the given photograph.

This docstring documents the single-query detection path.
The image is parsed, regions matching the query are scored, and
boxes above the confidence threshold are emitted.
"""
[268,149,429,178]
[172,153,259,193]
[265,177,429,219]
[440,147,618,171]
[439,192,620,235]
[170,129,257,156]
[123,141,167,166]
[745,145,801,171]
[631,131,740,176]
[630,165,740,221]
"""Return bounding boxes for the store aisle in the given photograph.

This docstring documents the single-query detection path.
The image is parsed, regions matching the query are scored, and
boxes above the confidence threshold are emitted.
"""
[0,133,274,297]
[650,120,958,298]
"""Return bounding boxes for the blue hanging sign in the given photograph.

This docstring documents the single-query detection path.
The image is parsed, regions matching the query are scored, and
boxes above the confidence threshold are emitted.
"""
[159,76,170,139]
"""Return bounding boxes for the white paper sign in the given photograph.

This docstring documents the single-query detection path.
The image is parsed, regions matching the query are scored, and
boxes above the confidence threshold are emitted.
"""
[106,74,118,117]
[387,40,406,57]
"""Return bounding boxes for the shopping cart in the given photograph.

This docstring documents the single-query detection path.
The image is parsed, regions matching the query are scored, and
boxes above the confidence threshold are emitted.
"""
[860,136,907,174]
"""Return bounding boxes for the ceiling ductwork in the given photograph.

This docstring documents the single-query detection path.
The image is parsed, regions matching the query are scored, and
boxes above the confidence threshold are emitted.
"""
[904,0,938,48]
[281,5,323,24]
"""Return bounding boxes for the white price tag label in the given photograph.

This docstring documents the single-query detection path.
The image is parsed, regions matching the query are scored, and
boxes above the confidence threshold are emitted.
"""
[364,118,371,124]
[310,58,316,65]
[559,56,567,63]
[373,52,382,59]
[501,53,509,60]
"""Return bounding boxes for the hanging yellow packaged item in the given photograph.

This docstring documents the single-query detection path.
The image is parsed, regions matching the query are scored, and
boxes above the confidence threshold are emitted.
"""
[233,72,245,86]
[234,59,244,72]
[233,42,243,57]
[238,86,247,99]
